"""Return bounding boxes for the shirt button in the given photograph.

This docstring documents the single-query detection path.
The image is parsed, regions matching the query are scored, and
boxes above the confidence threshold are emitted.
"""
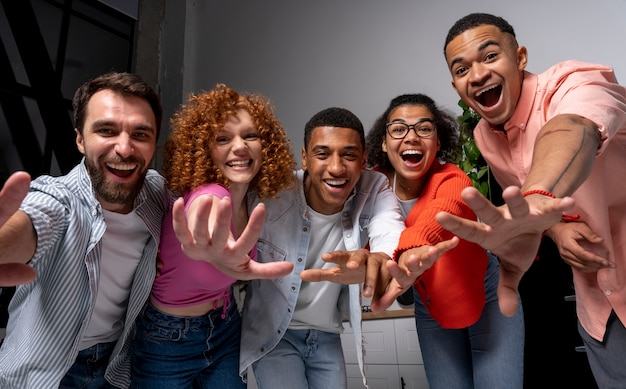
[605,290,612,296]
[303,227,308,232]
[346,234,351,238]
[297,258,303,262]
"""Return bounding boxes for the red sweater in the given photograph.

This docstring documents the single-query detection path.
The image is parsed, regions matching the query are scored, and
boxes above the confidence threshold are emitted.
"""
[393,161,488,328]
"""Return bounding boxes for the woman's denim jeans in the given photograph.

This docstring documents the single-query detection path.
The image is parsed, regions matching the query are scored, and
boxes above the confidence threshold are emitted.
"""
[131,293,245,389]
[413,252,525,389]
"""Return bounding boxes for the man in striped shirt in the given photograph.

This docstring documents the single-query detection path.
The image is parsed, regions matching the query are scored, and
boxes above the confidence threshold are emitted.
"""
[0,72,166,389]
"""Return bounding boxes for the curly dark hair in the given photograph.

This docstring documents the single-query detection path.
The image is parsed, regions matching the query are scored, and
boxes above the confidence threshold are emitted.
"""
[444,13,517,55]
[162,84,296,198]
[366,94,460,171]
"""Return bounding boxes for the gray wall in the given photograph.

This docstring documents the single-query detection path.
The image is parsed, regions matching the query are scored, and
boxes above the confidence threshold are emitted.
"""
[164,0,626,165]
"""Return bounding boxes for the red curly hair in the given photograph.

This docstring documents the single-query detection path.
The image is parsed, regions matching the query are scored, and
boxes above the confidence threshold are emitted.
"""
[162,84,296,198]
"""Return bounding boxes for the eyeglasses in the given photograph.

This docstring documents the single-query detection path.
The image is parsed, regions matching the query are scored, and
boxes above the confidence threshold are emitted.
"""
[385,121,436,139]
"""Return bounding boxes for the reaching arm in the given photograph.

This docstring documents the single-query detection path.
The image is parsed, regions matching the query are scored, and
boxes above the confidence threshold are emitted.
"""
[172,195,293,280]
[436,113,602,316]
[0,171,37,285]
[299,249,386,297]
[522,114,601,196]
[371,237,459,312]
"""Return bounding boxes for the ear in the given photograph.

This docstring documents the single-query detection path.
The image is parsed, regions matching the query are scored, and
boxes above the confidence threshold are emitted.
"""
[451,79,457,92]
[517,46,528,71]
[382,139,388,153]
[75,128,85,155]
[301,146,307,171]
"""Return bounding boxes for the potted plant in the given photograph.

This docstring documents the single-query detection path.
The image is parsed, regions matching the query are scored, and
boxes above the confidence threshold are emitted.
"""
[453,100,493,201]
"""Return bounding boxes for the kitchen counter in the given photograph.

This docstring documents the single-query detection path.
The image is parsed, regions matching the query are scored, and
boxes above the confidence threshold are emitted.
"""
[362,308,413,320]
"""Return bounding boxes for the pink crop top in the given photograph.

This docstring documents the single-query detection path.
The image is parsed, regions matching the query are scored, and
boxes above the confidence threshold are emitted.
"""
[150,183,258,308]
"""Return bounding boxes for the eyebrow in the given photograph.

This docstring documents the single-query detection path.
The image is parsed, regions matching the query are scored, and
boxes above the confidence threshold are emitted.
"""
[448,39,501,70]
[311,144,361,152]
[389,118,435,125]
[90,119,155,133]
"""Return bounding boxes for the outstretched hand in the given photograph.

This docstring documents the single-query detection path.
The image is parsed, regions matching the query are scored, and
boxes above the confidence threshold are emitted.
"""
[0,171,37,286]
[299,249,388,297]
[370,237,459,312]
[172,196,293,280]
[546,220,612,272]
[436,186,575,316]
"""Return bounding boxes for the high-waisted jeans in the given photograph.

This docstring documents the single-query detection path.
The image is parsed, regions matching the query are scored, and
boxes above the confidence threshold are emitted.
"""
[130,292,245,389]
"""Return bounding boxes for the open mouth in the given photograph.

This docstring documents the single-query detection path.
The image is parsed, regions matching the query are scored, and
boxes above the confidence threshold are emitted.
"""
[401,150,423,164]
[476,85,502,108]
[324,179,348,188]
[107,162,137,178]
[226,159,252,168]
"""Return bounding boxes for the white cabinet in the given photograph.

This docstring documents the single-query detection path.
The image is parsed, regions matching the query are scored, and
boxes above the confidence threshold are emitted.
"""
[341,316,429,389]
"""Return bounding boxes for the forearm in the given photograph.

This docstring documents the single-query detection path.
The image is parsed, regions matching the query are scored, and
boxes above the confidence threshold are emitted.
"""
[0,211,36,264]
[522,114,601,197]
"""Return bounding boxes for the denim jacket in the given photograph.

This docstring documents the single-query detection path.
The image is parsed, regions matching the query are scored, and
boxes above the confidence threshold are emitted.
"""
[240,169,404,387]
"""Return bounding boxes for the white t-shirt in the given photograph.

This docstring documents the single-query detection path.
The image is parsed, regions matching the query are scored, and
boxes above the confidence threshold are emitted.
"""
[289,207,346,333]
[79,209,150,350]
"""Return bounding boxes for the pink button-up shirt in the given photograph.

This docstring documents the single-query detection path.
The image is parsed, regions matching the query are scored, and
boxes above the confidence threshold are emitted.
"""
[474,60,626,342]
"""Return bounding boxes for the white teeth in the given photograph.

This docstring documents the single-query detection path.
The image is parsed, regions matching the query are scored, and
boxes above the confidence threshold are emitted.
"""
[475,84,499,98]
[325,179,347,186]
[402,150,422,156]
[228,160,251,167]
[107,163,136,171]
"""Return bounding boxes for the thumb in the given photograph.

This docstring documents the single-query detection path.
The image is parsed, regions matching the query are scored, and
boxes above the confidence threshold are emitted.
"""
[497,268,523,317]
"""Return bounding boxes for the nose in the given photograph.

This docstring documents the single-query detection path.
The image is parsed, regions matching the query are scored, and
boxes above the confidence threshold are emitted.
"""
[327,154,345,174]
[469,62,489,84]
[404,126,421,141]
[114,134,134,157]
[232,136,248,153]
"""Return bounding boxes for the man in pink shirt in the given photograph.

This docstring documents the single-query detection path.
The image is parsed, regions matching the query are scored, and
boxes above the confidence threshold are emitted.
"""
[438,12,626,388]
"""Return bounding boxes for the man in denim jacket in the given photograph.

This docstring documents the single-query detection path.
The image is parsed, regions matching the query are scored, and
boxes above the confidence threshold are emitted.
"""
[238,107,404,388]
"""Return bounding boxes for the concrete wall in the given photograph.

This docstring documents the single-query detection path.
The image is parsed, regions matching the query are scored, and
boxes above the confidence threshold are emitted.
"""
[161,0,626,166]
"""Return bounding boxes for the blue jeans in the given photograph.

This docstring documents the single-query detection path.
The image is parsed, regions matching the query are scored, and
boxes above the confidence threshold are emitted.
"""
[413,252,525,389]
[130,292,245,389]
[59,340,117,388]
[252,329,347,389]
[579,310,626,389]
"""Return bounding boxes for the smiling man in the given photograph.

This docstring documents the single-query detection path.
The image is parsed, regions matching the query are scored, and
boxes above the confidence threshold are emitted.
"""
[0,72,167,388]
[238,107,407,389]
[439,13,626,388]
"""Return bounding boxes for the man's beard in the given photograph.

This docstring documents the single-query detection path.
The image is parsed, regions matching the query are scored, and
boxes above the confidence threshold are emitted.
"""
[85,156,146,206]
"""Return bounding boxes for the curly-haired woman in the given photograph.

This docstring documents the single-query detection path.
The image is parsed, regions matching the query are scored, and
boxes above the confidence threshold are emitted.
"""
[366,93,524,389]
[131,84,296,388]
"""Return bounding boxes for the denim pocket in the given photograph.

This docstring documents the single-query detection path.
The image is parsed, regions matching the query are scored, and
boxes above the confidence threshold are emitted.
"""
[256,239,287,263]
[140,305,185,342]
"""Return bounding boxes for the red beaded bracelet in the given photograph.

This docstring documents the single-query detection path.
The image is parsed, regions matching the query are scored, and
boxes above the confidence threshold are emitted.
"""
[522,189,555,198]
[521,189,580,222]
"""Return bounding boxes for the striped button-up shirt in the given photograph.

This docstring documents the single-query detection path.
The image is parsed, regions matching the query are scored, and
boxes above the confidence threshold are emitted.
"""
[0,160,168,388]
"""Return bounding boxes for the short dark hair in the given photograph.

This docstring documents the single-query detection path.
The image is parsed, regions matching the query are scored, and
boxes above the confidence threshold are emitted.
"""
[72,72,163,139]
[444,13,516,55]
[366,94,460,171]
[303,107,365,150]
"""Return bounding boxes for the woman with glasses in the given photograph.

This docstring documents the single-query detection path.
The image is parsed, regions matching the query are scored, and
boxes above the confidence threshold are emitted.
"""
[365,94,524,389]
